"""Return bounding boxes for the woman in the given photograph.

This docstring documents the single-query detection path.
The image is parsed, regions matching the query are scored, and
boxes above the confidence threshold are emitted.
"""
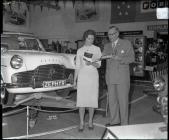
[74,30,102,131]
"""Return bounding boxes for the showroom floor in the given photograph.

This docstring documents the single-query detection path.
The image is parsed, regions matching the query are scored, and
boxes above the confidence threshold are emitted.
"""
[2,83,164,139]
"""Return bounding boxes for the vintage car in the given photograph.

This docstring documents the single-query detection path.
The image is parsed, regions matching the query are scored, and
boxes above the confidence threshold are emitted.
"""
[1,32,76,106]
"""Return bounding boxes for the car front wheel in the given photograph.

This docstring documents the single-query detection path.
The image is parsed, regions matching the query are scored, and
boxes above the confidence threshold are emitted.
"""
[1,87,15,106]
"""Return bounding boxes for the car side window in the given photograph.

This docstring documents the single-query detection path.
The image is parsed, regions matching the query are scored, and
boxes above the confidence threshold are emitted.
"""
[1,37,19,50]
[19,40,26,49]
[25,39,42,51]
[1,35,44,51]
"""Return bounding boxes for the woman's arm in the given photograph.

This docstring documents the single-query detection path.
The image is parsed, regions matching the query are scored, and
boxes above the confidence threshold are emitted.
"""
[73,69,79,86]
[74,50,81,86]
[85,47,102,68]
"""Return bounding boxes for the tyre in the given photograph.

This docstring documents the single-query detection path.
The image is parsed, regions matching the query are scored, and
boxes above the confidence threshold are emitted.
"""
[1,87,15,106]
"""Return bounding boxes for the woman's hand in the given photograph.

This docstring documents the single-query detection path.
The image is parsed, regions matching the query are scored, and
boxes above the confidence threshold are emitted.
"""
[84,59,100,68]
[91,62,100,68]
[85,60,92,65]
[85,60,99,68]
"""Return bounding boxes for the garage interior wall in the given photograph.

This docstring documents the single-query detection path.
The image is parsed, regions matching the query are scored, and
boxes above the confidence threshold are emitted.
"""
[3,1,30,33]
[3,1,168,49]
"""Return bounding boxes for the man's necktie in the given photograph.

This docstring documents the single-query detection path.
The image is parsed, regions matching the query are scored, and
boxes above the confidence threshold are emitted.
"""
[112,42,115,48]
[112,42,117,55]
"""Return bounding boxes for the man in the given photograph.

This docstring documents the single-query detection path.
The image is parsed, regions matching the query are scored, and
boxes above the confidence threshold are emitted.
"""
[102,26,135,126]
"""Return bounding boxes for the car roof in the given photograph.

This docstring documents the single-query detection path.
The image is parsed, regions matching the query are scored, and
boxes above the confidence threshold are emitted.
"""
[1,31,36,38]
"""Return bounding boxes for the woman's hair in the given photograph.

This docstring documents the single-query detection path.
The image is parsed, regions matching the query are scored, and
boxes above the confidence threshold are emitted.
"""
[82,29,96,41]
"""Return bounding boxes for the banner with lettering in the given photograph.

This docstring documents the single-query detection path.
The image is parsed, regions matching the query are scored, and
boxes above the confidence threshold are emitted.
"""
[140,0,168,13]
[110,0,168,23]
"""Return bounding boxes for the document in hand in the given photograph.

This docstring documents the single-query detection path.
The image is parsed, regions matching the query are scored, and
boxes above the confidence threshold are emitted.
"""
[91,54,113,63]
[83,52,93,62]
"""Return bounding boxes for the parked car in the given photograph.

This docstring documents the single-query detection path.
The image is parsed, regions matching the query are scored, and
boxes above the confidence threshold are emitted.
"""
[1,32,76,106]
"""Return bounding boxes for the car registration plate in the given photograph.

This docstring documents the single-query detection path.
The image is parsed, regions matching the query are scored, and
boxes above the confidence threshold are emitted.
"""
[43,80,66,88]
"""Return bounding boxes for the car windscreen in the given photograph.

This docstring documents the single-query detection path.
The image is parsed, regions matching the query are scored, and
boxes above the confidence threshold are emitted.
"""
[1,36,42,51]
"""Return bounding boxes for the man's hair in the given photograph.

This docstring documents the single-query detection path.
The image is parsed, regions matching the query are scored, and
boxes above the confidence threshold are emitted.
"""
[109,26,119,32]
[82,29,96,41]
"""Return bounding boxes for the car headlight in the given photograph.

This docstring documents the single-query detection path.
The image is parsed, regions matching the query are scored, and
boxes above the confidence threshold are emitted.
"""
[1,46,8,54]
[10,55,23,69]
[153,76,166,91]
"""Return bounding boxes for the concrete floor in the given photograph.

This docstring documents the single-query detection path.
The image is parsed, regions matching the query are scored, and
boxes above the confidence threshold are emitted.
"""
[2,84,164,139]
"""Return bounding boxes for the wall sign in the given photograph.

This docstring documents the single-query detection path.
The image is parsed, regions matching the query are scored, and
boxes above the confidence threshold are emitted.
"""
[156,8,169,19]
[147,24,168,31]
[3,2,28,26]
[140,0,168,13]
[110,0,168,23]
[120,31,143,36]
[95,31,143,36]
[96,32,107,36]
[75,1,99,22]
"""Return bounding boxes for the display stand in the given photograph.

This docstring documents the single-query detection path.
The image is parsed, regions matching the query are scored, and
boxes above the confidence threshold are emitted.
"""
[3,90,108,139]
[3,103,79,139]
[26,106,29,138]
[102,122,167,139]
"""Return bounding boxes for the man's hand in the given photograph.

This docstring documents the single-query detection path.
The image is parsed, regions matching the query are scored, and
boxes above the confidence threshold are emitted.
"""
[91,62,100,68]
[101,54,113,60]
[85,60,92,65]
[83,58,92,65]
[112,55,122,61]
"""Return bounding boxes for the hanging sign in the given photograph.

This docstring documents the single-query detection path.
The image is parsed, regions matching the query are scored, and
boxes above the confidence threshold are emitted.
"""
[140,0,168,13]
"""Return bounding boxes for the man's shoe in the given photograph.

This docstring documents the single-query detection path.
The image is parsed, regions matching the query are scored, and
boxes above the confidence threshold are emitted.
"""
[105,123,120,127]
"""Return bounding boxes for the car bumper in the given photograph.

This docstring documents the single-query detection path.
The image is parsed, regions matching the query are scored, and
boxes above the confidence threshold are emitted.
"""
[6,84,74,94]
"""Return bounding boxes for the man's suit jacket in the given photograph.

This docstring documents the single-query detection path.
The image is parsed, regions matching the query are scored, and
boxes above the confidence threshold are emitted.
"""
[102,38,135,85]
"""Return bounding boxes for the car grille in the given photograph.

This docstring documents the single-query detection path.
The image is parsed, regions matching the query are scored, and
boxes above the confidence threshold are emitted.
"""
[11,64,74,88]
